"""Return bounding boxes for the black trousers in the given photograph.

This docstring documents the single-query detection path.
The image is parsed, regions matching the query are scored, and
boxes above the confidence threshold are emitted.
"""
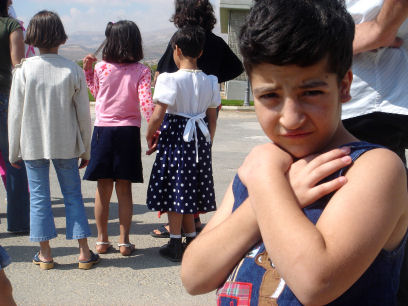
[343,112,408,305]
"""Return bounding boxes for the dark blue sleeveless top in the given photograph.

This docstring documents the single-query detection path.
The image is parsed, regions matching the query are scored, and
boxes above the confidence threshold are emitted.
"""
[216,142,408,305]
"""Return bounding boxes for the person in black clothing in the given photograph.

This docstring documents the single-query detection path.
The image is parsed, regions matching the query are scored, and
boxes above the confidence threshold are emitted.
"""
[150,0,243,239]
[154,0,243,84]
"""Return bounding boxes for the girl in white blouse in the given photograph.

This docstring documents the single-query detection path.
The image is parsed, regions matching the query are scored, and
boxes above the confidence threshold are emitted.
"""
[146,25,220,262]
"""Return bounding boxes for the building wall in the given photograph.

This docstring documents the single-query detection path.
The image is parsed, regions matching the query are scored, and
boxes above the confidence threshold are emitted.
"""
[225,9,253,100]
[228,10,247,82]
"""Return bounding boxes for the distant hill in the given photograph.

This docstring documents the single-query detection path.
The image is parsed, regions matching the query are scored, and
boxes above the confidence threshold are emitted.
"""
[60,27,176,62]
[59,44,95,62]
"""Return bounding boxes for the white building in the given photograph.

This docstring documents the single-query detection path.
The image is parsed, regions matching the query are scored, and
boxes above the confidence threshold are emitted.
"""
[219,0,253,100]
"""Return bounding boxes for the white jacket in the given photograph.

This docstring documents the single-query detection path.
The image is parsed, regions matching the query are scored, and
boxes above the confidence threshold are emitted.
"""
[8,54,91,163]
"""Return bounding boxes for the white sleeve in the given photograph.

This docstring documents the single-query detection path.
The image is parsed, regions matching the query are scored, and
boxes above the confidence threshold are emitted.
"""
[209,75,221,108]
[153,73,177,106]
[8,65,25,163]
[73,67,92,160]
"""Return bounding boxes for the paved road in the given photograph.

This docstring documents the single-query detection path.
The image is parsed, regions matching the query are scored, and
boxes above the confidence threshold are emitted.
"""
[0,109,266,305]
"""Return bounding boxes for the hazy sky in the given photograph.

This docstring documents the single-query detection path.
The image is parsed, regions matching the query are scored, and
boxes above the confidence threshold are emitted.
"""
[12,0,221,34]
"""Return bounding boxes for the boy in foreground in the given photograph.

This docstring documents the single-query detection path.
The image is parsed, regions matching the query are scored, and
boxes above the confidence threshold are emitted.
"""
[181,0,408,304]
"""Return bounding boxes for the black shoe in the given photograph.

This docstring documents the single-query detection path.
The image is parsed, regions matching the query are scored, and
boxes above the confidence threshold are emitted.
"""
[183,236,196,250]
[159,238,183,262]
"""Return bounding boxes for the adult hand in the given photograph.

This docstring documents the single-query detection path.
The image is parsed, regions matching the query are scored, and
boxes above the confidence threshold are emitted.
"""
[387,36,404,48]
[11,161,22,169]
[82,54,97,70]
[287,147,352,208]
[78,159,89,169]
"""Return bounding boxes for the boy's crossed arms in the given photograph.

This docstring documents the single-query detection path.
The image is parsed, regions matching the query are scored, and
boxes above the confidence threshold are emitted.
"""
[182,144,408,304]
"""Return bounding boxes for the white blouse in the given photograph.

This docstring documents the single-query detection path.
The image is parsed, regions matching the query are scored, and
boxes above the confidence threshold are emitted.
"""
[153,69,221,116]
[342,0,408,119]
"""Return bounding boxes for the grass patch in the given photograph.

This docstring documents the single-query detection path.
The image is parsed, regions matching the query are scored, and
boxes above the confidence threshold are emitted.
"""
[221,99,254,106]
[88,90,95,102]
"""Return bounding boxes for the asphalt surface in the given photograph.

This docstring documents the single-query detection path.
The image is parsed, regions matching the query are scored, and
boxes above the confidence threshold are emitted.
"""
[0,109,266,305]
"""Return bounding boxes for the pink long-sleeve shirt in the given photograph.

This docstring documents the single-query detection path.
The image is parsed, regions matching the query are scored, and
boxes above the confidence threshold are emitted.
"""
[85,61,154,127]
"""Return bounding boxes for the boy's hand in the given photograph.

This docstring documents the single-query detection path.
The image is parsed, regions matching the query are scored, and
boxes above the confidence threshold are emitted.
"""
[238,143,293,187]
[83,54,97,70]
[287,147,352,208]
[78,159,89,169]
[146,131,160,155]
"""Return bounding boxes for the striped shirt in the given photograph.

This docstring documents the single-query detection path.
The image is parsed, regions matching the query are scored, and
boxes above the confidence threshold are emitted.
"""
[342,0,408,119]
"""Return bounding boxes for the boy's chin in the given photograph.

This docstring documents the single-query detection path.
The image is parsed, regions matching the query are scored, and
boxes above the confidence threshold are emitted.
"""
[277,144,318,160]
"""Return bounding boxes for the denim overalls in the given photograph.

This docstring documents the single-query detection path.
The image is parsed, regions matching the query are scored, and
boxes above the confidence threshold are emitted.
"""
[217,142,407,306]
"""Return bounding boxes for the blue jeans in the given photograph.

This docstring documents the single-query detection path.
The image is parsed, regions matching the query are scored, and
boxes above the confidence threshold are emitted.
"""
[24,159,91,242]
[0,93,30,232]
[0,246,10,270]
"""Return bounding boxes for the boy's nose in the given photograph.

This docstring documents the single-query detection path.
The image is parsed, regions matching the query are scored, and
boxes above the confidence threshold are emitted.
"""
[279,98,305,130]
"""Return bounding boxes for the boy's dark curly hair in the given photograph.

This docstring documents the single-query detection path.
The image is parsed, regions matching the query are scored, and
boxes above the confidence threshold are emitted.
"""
[103,20,144,63]
[239,0,355,80]
[171,0,216,32]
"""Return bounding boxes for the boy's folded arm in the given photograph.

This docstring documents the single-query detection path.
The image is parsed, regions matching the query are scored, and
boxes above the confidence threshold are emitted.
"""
[248,148,408,305]
[181,182,261,295]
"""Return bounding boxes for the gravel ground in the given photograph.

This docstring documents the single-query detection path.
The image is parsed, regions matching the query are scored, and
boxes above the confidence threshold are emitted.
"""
[0,109,266,306]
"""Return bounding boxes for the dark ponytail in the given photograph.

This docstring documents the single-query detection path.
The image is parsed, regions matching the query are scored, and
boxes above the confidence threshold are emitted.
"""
[105,22,113,38]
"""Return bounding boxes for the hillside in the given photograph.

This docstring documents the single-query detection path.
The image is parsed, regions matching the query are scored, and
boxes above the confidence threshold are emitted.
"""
[60,26,176,62]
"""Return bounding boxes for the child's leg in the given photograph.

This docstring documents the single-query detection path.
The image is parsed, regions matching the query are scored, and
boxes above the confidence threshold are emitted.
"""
[24,160,57,246]
[52,159,91,243]
[95,179,114,252]
[115,179,134,255]
[39,240,52,261]
[182,214,196,247]
[182,214,195,234]
[77,238,90,261]
[193,213,204,231]
[52,159,99,268]
[77,237,100,270]
[168,211,183,235]
[159,212,184,261]
[0,270,16,306]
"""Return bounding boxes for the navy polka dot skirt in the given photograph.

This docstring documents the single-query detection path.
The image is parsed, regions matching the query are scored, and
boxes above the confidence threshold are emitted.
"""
[146,114,216,214]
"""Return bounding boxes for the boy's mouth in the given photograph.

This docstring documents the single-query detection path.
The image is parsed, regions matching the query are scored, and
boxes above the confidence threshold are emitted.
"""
[280,131,313,138]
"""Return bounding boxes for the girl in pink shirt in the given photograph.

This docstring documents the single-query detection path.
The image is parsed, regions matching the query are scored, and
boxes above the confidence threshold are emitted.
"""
[83,20,154,256]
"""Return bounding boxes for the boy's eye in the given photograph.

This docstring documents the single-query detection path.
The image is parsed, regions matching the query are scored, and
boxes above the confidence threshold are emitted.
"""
[303,90,324,96]
[259,92,279,99]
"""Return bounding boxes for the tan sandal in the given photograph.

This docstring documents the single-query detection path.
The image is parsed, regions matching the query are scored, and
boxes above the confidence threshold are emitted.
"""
[33,252,54,270]
[78,251,100,270]
[118,243,136,256]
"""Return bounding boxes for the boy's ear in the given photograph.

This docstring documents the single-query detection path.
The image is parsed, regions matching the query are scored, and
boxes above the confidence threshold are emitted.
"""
[197,50,203,59]
[339,69,353,103]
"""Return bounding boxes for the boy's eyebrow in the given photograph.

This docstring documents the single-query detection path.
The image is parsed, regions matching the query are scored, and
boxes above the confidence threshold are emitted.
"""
[299,80,329,88]
[252,86,279,95]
